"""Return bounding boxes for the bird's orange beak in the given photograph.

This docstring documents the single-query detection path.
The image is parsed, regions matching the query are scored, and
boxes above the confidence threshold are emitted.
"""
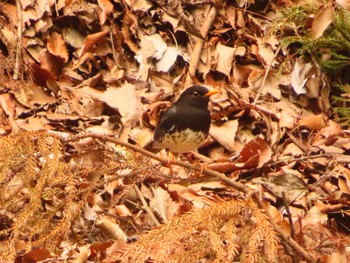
[205,89,220,97]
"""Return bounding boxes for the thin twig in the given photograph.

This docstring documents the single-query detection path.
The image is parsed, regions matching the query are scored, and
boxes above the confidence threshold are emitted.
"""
[282,192,295,239]
[134,185,161,226]
[265,153,342,168]
[253,45,282,105]
[109,29,118,64]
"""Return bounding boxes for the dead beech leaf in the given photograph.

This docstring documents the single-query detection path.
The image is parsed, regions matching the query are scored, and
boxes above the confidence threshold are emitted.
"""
[155,46,180,72]
[140,34,167,60]
[9,78,57,107]
[322,246,348,263]
[144,100,172,127]
[339,177,350,195]
[215,43,236,76]
[98,0,114,25]
[101,83,143,124]
[162,12,180,30]
[84,205,98,221]
[31,63,57,88]
[317,120,342,138]
[226,5,239,29]
[90,241,114,255]
[148,73,174,95]
[17,116,53,132]
[291,58,315,95]
[281,143,304,156]
[256,37,278,66]
[40,50,66,78]
[0,93,16,118]
[336,0,350,11]
[167,184,216,208]
[129,127,153,147]
[20,248,51,263]
[249,69,284,100]
[62,27,85,49]
[149,187,179,222]
[279,110,296,129]
[62,87,105,117]
[232,64,253,86]
[333,137,350,150]
[261,201,284,224]
[210,120,238,153]
[299,114,327,130]
[78,30,109,58]
[239,137,271,168]
[96,217,128,240]
[47,31,69,62]
[70,245,90,263]
[110,205,133,217]
[310,2,334,39]
[309,202,329,225]
[305,76,321,98]
[255,173,307,203]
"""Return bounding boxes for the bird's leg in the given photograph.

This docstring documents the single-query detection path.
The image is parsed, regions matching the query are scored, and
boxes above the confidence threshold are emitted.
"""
[185,150,212,176]
[185,151,211,163]
[159,150,177,168]
[193,161,208,176]
[166,152,176,167]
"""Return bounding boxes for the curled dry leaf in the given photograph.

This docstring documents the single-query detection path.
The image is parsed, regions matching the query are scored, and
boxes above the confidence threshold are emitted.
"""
[47,31,69,62]
[167,184,218,209]
[149,187,180,222]
[299,114,328,130]
[70,245,90,263]
[256,36,279,66]
[216,44,239,76]
[310,2,334,39]
[238,137,272,169]
[156,47,182,72]
[96,217,128,241]
[291,58,315,95]
[103,84,144,124]
[143,101,172,127]
[98,0,114,25]
[78,30,109,58]
[18,248,51,263]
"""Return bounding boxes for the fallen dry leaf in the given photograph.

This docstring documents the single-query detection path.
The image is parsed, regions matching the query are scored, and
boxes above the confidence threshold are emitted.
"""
[310,2,334,39]
[210,120,239,152]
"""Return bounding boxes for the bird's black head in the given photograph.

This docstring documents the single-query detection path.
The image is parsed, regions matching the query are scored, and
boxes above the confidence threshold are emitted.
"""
[176,85,219,108]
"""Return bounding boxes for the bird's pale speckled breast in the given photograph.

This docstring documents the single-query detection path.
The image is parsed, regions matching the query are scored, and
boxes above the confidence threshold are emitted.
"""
[159,129,207,153]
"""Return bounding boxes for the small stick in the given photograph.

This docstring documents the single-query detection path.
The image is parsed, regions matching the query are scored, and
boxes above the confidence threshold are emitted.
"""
[282,192,295,239]
[134,185,161,226]
[253,45,281,105]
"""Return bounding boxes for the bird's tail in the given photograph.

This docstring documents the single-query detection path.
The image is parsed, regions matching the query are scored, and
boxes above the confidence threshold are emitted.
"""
[143,140,161,153]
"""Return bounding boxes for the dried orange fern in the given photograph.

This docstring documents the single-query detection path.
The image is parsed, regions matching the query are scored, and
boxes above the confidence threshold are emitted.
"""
[0,131,153,261]
[113,199,283,262]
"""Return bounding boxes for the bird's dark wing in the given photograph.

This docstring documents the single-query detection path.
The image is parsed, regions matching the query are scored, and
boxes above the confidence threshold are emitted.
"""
[154,104,210,141]
[143,105,178,152]
[153,105,178,142]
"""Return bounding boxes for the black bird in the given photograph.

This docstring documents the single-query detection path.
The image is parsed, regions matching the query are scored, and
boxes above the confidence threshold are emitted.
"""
[144,85,219,153]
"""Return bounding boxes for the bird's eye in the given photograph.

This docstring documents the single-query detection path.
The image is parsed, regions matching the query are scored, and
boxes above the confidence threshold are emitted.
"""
[193,91,199,97]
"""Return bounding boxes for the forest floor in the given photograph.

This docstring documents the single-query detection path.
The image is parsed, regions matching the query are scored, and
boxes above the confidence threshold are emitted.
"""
[0,0,350,262]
